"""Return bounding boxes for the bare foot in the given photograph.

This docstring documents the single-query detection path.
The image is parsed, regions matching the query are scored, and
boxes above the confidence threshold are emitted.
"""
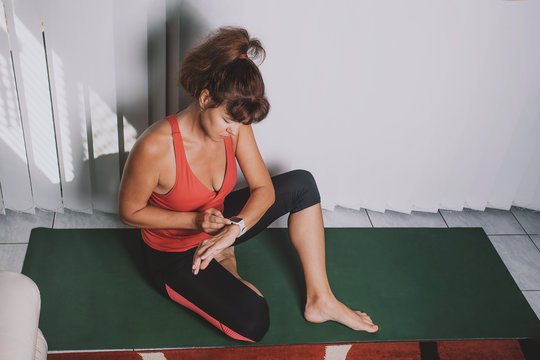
[214,247,264,297]
[214,247,238,275]
[304,295,379,333]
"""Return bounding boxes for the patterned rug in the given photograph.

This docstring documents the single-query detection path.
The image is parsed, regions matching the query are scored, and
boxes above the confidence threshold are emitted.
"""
[48,339,540,360]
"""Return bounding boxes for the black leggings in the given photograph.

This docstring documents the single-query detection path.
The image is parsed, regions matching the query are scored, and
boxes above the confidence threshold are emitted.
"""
[141,170,321,342]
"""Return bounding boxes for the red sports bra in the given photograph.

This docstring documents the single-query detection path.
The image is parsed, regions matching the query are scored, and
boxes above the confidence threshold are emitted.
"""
[141,114,237,252]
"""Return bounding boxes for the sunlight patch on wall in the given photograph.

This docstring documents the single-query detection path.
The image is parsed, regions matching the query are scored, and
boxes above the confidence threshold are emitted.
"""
[88,87,137,159]
[89,87,117,159]
[123,115,137,152]
[78,82,89,161]
[51,51,75,182]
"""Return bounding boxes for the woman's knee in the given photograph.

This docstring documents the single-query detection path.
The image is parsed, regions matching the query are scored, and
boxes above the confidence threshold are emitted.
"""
[274,169,321,213]
[232,295,270,342]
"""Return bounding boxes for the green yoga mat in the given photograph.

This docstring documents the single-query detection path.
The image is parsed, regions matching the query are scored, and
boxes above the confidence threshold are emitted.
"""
[22,227,540,351]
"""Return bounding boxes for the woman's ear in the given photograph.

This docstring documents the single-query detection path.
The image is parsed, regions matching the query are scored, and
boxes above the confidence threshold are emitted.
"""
[198,89,210,111]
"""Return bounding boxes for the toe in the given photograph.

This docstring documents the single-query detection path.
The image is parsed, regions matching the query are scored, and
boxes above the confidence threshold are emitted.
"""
[355,311,373,325]
[368,324,379,333]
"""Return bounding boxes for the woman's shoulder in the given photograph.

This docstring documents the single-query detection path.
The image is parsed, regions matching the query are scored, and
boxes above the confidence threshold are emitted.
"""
[131,117,173,160]
[231,123,255,154]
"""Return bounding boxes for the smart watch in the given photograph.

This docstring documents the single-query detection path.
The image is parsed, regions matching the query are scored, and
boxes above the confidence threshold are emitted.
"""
[229,216,246,237]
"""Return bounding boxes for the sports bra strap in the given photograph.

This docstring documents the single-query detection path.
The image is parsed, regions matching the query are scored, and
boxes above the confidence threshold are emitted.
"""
[168,114,180,134]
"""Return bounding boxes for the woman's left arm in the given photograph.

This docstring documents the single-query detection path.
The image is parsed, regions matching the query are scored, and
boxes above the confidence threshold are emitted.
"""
[231,124,275,229]
[192,124,275,274]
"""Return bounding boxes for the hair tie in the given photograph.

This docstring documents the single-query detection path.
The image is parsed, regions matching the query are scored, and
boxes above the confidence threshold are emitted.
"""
[239,53,248,59]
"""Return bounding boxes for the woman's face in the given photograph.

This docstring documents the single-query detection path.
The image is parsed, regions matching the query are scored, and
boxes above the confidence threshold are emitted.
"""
[201,105,241,142]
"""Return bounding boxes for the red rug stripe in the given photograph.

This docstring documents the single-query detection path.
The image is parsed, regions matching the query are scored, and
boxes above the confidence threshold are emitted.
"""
[347,341,419,359]
[47,340,529,360]
[438,340,525,360]
[141,344,326,360]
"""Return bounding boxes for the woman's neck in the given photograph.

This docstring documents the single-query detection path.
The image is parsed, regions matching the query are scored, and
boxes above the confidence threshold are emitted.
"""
[178,104,212,144]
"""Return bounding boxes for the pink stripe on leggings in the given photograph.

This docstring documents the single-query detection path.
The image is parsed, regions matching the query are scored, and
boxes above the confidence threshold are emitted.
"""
[165,284,255,343]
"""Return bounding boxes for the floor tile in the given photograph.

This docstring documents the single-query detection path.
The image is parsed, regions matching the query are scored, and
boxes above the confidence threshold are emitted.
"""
[441,208,525,235]
[321,206,372,227]
[488,235,540,291]
[268,206,373,228]
[531,235,540,250]
[268,214,288,228]
[53,209,131,229]
[0,209,54,244]
[366,209,447,228]
[0,244,28,273]
[511,207,540,235]
[522,291,540,320]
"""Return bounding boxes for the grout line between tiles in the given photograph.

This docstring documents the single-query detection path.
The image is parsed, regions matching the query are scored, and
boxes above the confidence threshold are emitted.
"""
[364,209,374,227]
[488,233,537,237]
[509,206,533,235]
[438,209,449,228]
[526,234,540,253]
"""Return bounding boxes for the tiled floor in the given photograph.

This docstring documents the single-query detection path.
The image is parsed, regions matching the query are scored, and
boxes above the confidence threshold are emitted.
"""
[1,206,539,321]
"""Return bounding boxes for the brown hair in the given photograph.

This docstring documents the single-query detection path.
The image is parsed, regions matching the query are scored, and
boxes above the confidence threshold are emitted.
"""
[179,27,270,124]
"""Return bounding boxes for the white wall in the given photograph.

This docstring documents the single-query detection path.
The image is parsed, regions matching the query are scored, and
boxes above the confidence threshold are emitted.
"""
[0,0,539,214]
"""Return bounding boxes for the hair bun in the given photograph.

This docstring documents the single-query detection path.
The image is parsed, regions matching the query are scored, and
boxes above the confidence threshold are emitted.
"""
[179,26,270,124]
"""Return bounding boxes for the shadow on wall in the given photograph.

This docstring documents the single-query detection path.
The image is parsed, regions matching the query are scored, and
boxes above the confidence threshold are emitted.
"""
[81,2,211,212]
[87,2,236,212]
[136,2,288,191]
[1,1,287,214]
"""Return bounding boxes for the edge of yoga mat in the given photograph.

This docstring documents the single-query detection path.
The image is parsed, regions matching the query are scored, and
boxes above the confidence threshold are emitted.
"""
[22,227,540,351]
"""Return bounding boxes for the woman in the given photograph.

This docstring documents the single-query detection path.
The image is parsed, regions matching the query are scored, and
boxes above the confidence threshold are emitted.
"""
[118,26,378,343]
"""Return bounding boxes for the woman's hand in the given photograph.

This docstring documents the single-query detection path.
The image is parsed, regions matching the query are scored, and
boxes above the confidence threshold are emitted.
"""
[194,208,232,235]
[192,224,241,275]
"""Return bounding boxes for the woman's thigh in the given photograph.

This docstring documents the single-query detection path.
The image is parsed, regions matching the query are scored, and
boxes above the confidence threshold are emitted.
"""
[142,242,269,342]
[223,169,321,245]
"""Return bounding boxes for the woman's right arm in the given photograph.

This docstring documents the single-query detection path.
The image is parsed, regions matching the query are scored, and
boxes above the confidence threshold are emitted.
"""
[118,133,200,229]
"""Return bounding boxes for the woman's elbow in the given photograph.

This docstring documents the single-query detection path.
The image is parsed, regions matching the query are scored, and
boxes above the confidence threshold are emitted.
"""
[118,203,138,226]
[267,185,276,208]
[118,210,132,226]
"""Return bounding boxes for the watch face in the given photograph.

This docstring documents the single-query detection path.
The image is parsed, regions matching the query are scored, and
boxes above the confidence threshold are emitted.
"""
[230,216,242,223]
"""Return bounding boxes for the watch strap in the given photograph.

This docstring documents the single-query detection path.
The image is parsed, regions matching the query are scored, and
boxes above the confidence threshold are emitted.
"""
[230,218,246,237]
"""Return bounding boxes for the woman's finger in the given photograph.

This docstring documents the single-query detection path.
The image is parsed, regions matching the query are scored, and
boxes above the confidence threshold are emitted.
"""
[207,208,221,216]
[195,240,215,260]
[200,254,214,270]
[209,213,231,224]
[192,256,201,275]
[192,241,211,274]
[207,208,226,221]
[201,243,220,260]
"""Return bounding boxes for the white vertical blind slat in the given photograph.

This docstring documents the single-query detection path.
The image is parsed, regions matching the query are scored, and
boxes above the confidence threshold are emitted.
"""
[0,184,4,214]
[40,0,93,213]
[0,1,34,213]
[147,0,167,124]
[7,0,62,211]
[112,0,150,164]
[83,0,120,213]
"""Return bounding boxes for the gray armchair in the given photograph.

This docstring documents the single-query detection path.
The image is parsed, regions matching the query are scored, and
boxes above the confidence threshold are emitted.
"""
[0,271,47,360]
